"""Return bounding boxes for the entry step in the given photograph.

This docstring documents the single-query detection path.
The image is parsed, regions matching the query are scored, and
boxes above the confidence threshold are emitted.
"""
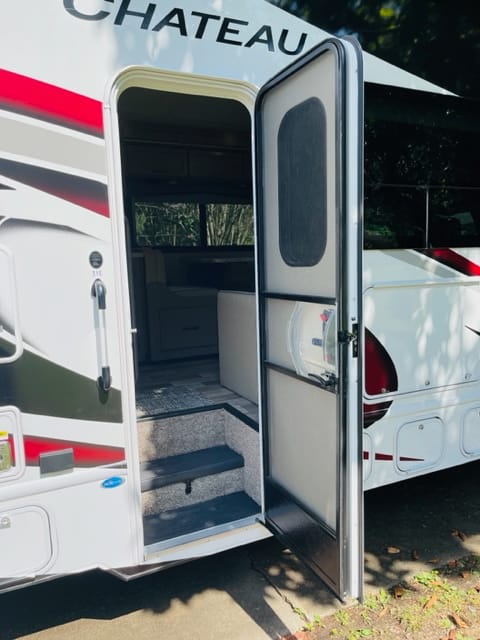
[143,491,260,544]
[140,445,243,492]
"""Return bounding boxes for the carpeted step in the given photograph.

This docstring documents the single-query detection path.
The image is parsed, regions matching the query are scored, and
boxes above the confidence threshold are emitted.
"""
[141,445,245,514]
[140,445,243,492]
[143,491,260,545]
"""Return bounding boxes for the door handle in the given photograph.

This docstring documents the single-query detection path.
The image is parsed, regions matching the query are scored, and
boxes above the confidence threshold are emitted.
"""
[91,278,111,392]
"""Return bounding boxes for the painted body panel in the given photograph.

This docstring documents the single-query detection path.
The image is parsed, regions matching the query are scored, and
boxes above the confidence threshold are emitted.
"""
[0,0,468,593]
[1,1,449,100]
[363,249,480,489]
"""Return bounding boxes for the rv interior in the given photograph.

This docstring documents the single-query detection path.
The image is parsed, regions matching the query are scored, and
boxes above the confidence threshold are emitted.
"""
[118,87,262,550]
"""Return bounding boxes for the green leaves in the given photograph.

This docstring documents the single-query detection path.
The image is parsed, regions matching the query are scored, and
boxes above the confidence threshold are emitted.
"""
[268,0,480,97]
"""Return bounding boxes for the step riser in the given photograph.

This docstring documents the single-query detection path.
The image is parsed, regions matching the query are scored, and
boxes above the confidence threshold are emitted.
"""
[142,468,244,514]
[225,413,261,505]
[137,407,261,539]
[138,409,226,462]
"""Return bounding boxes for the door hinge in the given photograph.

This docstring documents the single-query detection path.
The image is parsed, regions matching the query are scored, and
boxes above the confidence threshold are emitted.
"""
[338,324,358,357]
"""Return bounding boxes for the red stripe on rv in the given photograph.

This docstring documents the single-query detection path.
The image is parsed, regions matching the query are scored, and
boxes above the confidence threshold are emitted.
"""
[421,249,480,276]
[363,452,424,462]
[19,436,124,467]
[50,187,109,218]
[0,69,103,137]
[0,157,109,217]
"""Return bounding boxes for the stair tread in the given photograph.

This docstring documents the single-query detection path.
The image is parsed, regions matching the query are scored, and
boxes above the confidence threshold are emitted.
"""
[143,491,259,544]
[140,445,243,492]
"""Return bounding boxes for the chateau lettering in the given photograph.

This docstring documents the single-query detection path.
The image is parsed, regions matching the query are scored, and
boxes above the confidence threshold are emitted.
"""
[63,0,308,56]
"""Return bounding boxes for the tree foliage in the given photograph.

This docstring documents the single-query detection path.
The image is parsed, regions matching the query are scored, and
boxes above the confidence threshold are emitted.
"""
[269,0,480,97]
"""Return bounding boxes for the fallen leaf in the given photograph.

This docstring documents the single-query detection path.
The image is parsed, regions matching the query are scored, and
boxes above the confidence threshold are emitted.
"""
[447,560,458,569]
[450,612,469,628]
[377,607,387,619]
[460,571,470,579]
[387,546,400,554]
[423,593,437,610]
[428,558,439,564]
[411,549,419,560]
[448,629,457,640]
[393,584,404,599]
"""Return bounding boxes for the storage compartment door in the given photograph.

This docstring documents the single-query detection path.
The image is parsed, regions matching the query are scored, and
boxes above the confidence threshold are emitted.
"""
[0,506,53,580]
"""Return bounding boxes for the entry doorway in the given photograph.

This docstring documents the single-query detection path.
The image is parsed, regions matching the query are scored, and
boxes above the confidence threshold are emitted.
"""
[117,79,264,551]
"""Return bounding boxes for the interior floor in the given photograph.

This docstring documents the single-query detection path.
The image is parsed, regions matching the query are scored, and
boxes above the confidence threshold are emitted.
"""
[135,357,259,423]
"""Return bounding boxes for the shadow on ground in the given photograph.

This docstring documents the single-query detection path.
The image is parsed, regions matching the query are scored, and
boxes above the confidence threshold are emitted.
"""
[364,459,480,591]
[0,538,338,640]
[2,460,480,639]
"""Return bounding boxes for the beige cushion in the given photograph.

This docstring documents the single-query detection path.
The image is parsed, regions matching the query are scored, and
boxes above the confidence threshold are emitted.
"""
[217,291,258,404]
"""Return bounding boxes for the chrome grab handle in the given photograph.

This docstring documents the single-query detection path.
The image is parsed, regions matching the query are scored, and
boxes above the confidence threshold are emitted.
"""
[91,278,111,392]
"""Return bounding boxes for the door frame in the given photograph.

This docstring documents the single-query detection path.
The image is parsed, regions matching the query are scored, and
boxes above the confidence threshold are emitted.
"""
[104,68,268,561]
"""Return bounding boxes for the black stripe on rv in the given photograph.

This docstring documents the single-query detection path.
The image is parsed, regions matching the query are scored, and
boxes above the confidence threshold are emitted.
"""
[0,183,14,190]
[0,338,122,423]
[0,157,108,217]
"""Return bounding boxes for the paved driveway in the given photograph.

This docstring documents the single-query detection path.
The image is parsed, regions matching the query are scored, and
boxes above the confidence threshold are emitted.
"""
[2,460,480,640]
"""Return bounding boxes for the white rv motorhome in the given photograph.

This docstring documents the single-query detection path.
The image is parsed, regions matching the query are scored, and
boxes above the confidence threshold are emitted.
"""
[0,0,478,601]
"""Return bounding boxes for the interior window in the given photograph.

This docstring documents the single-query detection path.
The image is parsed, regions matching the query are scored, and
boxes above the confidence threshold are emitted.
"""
[134,201,253,248]
[134,202,200,247]
[206,203,253,246]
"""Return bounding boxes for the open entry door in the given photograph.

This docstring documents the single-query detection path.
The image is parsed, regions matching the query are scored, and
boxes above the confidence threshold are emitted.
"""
[256,39,363,600]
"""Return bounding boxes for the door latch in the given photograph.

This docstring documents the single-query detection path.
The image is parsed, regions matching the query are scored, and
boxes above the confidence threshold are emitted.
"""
[308,371,338,392]
[338,324,358,357]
